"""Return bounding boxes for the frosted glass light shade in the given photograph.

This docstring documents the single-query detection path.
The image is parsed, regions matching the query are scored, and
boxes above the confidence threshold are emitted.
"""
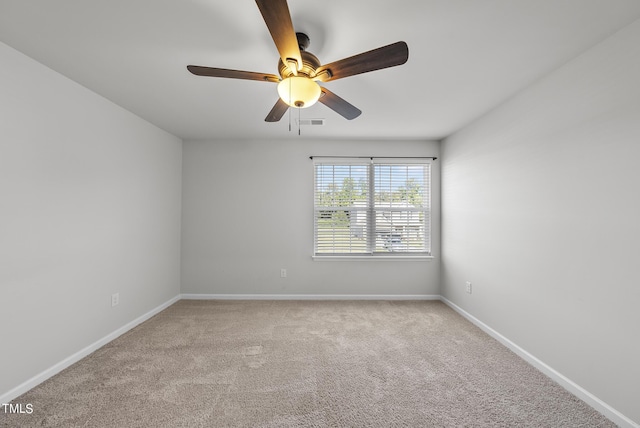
[277,76,321,108]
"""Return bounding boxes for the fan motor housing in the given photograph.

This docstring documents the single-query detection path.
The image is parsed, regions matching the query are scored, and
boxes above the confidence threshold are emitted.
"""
[278,50,321,79]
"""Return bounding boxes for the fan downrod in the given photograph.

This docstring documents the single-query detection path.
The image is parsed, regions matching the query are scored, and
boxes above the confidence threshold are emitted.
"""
[296,32,310,51]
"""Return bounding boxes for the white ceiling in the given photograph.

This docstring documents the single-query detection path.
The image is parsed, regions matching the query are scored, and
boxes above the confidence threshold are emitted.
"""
[2,0,640,141]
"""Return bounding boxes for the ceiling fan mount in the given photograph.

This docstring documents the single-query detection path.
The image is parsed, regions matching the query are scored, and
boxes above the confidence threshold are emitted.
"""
[296,32,311,52]
[187,0,409,123]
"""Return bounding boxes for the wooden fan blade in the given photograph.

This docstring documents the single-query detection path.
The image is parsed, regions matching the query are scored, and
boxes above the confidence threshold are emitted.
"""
[265,98,289,122]
[187,65,280,83]
[319,87,361,120]
[315,41,408,82]
[255,0,302,73]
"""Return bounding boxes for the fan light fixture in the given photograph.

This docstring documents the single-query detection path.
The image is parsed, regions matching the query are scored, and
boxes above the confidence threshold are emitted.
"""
[277,76,321,108]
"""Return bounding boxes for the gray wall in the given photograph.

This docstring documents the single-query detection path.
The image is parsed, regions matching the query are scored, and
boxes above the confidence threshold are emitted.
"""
[0,42,183,396]
[181,138,440,296]
[441,20,640,423]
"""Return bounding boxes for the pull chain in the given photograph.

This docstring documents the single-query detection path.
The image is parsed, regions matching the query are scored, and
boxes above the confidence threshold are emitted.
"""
[298,107,301,135]
[288,77,292,132]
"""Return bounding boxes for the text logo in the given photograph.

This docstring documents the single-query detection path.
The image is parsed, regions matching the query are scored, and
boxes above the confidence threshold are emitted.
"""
[1,403,34,414]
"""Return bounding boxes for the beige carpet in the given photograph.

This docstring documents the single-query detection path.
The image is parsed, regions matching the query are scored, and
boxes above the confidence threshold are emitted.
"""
[1,300,613,427]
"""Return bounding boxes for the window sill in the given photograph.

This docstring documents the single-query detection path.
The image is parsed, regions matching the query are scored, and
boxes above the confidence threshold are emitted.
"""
[312,255,434,261]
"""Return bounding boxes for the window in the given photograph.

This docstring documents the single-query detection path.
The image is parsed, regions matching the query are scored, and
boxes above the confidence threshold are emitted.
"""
[313,158,431,258]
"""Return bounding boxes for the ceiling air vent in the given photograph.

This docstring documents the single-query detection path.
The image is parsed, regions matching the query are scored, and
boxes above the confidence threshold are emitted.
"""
[296,118,325,126]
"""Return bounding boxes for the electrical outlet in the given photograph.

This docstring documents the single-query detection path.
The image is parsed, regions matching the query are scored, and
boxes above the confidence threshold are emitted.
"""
[111,293,119,307]
[465,281,472,294]
[280,268,287,278]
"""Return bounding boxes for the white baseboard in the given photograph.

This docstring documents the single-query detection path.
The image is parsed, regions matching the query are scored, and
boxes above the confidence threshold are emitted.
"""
[181,293,441,301]
[0,294,181,405]
[439,297,639,428]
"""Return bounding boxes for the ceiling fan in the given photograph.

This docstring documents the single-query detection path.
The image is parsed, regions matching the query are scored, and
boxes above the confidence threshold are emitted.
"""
[187,0,409,123]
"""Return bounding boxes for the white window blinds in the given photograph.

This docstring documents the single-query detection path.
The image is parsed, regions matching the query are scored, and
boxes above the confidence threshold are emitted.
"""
[314,158,431,257]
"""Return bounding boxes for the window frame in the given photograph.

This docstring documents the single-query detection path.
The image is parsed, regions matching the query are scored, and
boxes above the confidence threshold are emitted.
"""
[312,157,433,261]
